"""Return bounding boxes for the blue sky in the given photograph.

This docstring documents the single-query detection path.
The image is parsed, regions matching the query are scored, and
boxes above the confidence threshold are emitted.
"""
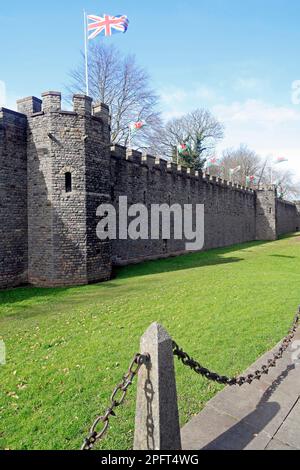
[0,0,299,177]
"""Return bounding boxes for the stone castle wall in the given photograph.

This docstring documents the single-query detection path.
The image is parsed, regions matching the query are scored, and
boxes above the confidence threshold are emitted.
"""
[0,108,28,288]
[0,92,299,289]
[276,199,299,236]
[110,146,257,265]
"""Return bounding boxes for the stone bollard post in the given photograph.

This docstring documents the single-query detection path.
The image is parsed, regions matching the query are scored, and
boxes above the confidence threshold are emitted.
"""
[134,323,182,450]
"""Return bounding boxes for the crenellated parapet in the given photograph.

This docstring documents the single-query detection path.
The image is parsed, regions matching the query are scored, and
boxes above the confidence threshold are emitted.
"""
[111,143,256,194]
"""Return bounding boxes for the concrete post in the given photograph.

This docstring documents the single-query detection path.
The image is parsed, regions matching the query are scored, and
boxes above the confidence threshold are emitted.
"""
[134,323,182,450]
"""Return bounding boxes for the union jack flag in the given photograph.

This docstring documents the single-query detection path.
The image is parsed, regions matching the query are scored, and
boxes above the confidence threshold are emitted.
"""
[87,14,129,39]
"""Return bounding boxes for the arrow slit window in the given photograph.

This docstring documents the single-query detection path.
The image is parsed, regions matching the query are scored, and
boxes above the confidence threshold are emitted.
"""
[65,172,72,193]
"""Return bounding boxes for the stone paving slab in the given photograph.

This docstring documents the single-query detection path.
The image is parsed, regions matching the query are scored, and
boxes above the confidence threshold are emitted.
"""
[181,329,300,450]
[271,399,300,450]
[265,439,297,451]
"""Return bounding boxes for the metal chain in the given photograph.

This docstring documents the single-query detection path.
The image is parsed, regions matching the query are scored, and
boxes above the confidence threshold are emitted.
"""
[173,307,300,387]
[81,353,150,451]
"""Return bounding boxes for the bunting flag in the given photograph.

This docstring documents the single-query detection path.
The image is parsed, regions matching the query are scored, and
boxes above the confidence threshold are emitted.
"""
[128,121,146,148]
[229,166,241,175]
[87,14,129,39]
[206,157,221,168]
[129,121,147,133]
[246,175,257,185]
[275,157,288,164]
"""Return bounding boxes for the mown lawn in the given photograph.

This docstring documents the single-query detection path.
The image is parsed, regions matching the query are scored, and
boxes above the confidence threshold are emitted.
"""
[0,234,299,450]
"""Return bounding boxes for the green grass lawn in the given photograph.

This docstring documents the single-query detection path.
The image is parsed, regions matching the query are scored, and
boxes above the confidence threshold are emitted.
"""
[0,234,300,450]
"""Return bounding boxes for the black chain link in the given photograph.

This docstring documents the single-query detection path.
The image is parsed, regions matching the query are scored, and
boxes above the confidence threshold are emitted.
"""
[81,353,150,451]
[173,307,300,387]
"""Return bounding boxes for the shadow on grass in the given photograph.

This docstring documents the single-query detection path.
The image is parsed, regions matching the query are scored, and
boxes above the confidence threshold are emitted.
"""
[115,240,268,280]
[278,232,300,240]
[0,286,73,308]
[270,254,297,259]
[1,236,297,308]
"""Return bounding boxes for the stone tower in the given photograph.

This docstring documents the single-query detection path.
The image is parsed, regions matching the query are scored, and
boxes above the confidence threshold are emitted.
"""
[296,202,300,231]
[16,92,112,287]
[255,187,277,241]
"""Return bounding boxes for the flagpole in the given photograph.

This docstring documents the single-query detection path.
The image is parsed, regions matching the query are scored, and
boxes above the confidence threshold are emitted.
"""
[270,165,273,185]
[84,10,89,96]
[128,125,132,149]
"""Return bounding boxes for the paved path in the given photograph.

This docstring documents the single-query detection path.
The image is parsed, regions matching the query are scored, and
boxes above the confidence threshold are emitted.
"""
[181,329,300,450]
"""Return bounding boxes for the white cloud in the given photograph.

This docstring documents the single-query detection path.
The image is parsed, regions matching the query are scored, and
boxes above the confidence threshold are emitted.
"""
[160,88,187,120]
[213,100,300,179]
[233,77,266,92]
[214,99,300,126]
[159,84,300,180]
[194,85,217,101]
[291,80,300,105]
[0,82,19,111]
[0,80,6,107]
[159,84,218,120]
[0,81,19,110]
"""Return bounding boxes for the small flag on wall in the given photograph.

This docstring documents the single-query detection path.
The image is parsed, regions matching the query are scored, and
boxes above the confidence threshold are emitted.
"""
[229,166,241,175]
[246,175,257,185]
[128,121,146,148]
[129,121,147,133]
[206,157,221,167]
[177,143,191,157]
[275,157,288,164]
[87,14,129,39]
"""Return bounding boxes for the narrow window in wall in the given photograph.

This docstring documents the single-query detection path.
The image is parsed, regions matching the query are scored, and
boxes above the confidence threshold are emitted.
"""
[65,172,72,193]
[111,185,115,202]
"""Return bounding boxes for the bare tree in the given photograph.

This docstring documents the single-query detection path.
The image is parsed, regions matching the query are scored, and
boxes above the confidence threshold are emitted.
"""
[217,147,300,197]
[219,144,261,185]
[270,169,300,200]
[151,109,224,169]
[68,43,163,148]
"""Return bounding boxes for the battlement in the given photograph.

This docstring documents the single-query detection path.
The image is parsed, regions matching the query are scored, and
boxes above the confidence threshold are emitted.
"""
[16,91,110,126]
[110,143,255,193]
[276,197,298,207]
